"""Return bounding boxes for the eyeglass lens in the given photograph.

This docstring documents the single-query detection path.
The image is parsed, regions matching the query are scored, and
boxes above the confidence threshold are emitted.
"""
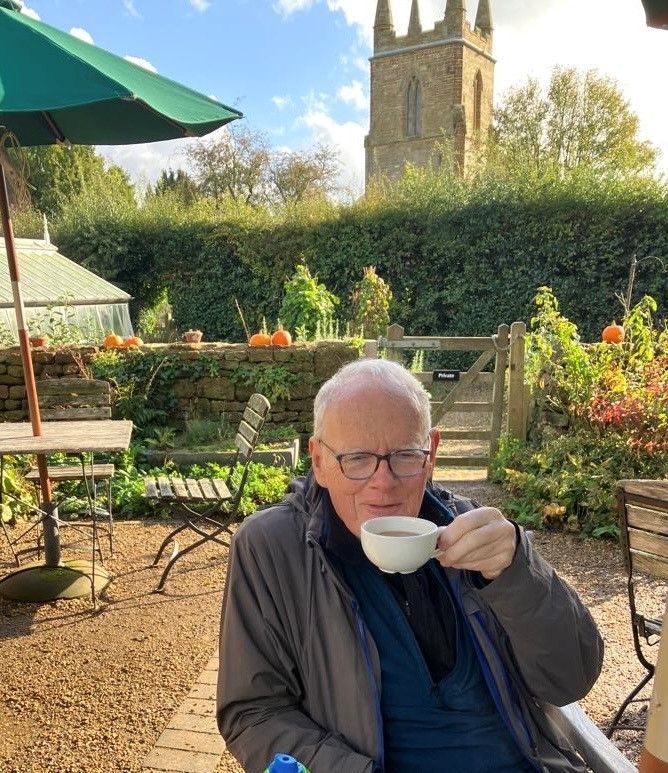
[340,450,427,479]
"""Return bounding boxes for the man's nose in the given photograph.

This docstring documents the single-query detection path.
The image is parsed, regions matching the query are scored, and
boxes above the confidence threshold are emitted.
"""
[368,456,397,485]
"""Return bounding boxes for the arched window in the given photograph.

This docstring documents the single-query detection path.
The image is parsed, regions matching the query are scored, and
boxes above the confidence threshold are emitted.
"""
[406,77,422,138]
[473,71,483,132]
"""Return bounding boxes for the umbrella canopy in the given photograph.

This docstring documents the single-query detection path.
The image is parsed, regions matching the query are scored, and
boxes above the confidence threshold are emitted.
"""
[0,0,242,573]
[642,0,668,28]
[0,0,242,143]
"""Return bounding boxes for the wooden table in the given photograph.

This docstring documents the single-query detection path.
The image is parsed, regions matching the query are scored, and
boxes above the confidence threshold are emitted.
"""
[0,420,133,456]
[0,420,133,570]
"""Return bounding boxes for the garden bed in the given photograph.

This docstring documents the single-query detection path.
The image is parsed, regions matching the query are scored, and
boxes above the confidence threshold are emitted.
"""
[0,480,662,772]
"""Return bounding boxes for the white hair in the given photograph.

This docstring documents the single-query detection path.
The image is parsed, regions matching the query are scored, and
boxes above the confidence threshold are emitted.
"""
[313,358,432,439]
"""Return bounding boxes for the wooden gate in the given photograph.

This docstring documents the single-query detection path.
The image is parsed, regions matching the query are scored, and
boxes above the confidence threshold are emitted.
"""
[366,322,527,475]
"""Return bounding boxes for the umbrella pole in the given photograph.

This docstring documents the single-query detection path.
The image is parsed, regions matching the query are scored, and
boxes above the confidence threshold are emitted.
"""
[0,162,60,567]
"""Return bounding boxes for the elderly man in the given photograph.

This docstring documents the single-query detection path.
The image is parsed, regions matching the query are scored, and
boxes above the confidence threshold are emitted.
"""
[217,359,603,772]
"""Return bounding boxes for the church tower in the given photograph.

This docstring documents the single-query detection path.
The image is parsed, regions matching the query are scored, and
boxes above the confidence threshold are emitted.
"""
[365,0,495,185]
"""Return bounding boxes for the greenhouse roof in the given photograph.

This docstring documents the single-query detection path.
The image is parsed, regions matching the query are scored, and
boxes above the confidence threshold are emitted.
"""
[0,238,131,308]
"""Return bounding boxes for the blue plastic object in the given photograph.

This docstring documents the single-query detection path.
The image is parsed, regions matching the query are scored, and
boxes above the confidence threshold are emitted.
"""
[264,752,309,772]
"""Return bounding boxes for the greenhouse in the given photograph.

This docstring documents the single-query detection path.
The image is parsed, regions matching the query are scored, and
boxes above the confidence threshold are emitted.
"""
[0,237,133,344]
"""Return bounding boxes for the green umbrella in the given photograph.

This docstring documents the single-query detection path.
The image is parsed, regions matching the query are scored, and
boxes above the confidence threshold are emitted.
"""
[0,0,241,144]
[641,0,668,29]
[0,0,241,582]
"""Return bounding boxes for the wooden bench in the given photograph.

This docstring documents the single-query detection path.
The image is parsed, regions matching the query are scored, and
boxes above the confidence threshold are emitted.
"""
[144,393,271,591]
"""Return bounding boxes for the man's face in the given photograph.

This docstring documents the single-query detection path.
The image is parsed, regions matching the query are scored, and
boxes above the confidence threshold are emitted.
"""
[309,388,440,537]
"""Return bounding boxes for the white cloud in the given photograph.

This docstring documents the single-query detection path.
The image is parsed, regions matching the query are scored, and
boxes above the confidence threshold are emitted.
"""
[337,80,368,111]
[124,55,158,73]
[273,0,317,17]
[353,56,369,74]
[302,91,330,114]
[272,95,292,111]
[18,3,40,20]
[122,0,140,18]
[98,139,189,186]
[300,108,366,196]
[69,27,94,45]
[189,0,211,11]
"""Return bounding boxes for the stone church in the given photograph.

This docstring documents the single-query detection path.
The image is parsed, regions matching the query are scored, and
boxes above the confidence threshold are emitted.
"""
[365,0,494,185]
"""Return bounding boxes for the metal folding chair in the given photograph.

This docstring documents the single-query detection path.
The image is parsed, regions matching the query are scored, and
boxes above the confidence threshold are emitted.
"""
[606,479,667,737]
[144,393,271,591]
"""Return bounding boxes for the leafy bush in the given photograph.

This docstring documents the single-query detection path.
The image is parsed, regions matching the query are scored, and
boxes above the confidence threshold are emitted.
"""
[89,348,222,436]
[278,263,339,340]
[350,266,392,339]
[492,288,667,537]
[48,168,668,346]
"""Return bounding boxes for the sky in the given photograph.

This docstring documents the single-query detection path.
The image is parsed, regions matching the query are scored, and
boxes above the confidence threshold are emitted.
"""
[14,0,668,194]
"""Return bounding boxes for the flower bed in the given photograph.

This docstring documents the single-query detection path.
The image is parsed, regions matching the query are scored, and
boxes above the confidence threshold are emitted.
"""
[492,288,667,537]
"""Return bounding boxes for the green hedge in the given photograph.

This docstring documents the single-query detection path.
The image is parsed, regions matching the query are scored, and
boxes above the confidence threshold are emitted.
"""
[49,172,668,342]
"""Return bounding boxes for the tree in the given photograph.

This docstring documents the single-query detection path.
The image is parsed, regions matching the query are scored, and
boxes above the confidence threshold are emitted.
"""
[269,144,341,204]
[20,144,134,216]
[187,125,271,206]
[151,168,200,205]
[492,67,658,178]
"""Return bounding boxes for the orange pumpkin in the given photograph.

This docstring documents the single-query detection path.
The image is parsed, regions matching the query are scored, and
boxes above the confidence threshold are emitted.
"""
[103,333,124,349]
[123,335,143,348]
[602,321,625,344]
[249,332,272,347]
[271,328,292,347]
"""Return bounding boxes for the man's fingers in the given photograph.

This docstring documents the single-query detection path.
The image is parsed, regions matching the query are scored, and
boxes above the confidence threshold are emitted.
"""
[437,507,504,549]
[440,524,504,565]
[436,510,517,578]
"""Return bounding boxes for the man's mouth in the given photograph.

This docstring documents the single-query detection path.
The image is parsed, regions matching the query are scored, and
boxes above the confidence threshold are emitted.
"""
[365,503,401,514]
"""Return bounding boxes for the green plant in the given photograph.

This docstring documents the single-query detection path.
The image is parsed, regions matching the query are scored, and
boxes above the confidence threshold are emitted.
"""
[410,349,425,373]
[229,363,300,403]
[137,288,178,343]
[28,296,86,346]
[494,289,667,538]
[0,320,17,347]
[278,262,339,340]
[350,266,392,339]
[144,427,177,450]
[89,348,221,435]
[0,457,35,523]
[180,417,228,448]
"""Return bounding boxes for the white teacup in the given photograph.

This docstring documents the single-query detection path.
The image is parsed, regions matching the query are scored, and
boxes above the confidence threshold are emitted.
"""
[360,516,446,574]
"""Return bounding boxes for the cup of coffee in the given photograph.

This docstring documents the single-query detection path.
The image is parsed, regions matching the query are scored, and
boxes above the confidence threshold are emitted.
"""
[360,516,446,574]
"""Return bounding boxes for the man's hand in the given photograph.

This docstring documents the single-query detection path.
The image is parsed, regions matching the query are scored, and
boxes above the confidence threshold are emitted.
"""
[436,507,517,580]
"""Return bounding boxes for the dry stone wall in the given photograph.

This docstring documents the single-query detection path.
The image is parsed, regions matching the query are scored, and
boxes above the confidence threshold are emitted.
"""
[0,342,359,437]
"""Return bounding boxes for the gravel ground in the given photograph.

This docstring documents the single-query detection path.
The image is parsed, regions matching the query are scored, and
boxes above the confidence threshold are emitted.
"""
[1,482,665,773]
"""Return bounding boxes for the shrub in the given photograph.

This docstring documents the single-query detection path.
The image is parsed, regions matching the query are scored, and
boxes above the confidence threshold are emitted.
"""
[278,262,339,340]
[493,288,667,537]
[350,266,392,339]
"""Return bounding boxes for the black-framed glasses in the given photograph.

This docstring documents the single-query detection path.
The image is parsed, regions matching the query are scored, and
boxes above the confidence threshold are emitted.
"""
[318,438,431,480]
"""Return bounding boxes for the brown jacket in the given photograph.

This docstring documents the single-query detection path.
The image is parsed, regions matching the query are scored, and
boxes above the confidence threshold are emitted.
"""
[217,476,603,773]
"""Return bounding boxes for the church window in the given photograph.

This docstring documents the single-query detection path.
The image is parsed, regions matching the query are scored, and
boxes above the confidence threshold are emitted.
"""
[406,77,422,138]
[473,71,483,132]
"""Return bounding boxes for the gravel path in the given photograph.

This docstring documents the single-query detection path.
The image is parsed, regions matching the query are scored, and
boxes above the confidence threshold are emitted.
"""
[1,488,665,772]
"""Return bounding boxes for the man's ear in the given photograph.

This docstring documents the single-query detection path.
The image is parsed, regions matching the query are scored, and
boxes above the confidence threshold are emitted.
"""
[428,429,440,465]
[308,436,328,487]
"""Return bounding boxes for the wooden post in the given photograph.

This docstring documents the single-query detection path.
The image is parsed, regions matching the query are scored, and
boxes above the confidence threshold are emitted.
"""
[639,597,668,773]
[363,339,379,359]
[385,323,404,364]
[489,324,509,463]
[507,321,526,440]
